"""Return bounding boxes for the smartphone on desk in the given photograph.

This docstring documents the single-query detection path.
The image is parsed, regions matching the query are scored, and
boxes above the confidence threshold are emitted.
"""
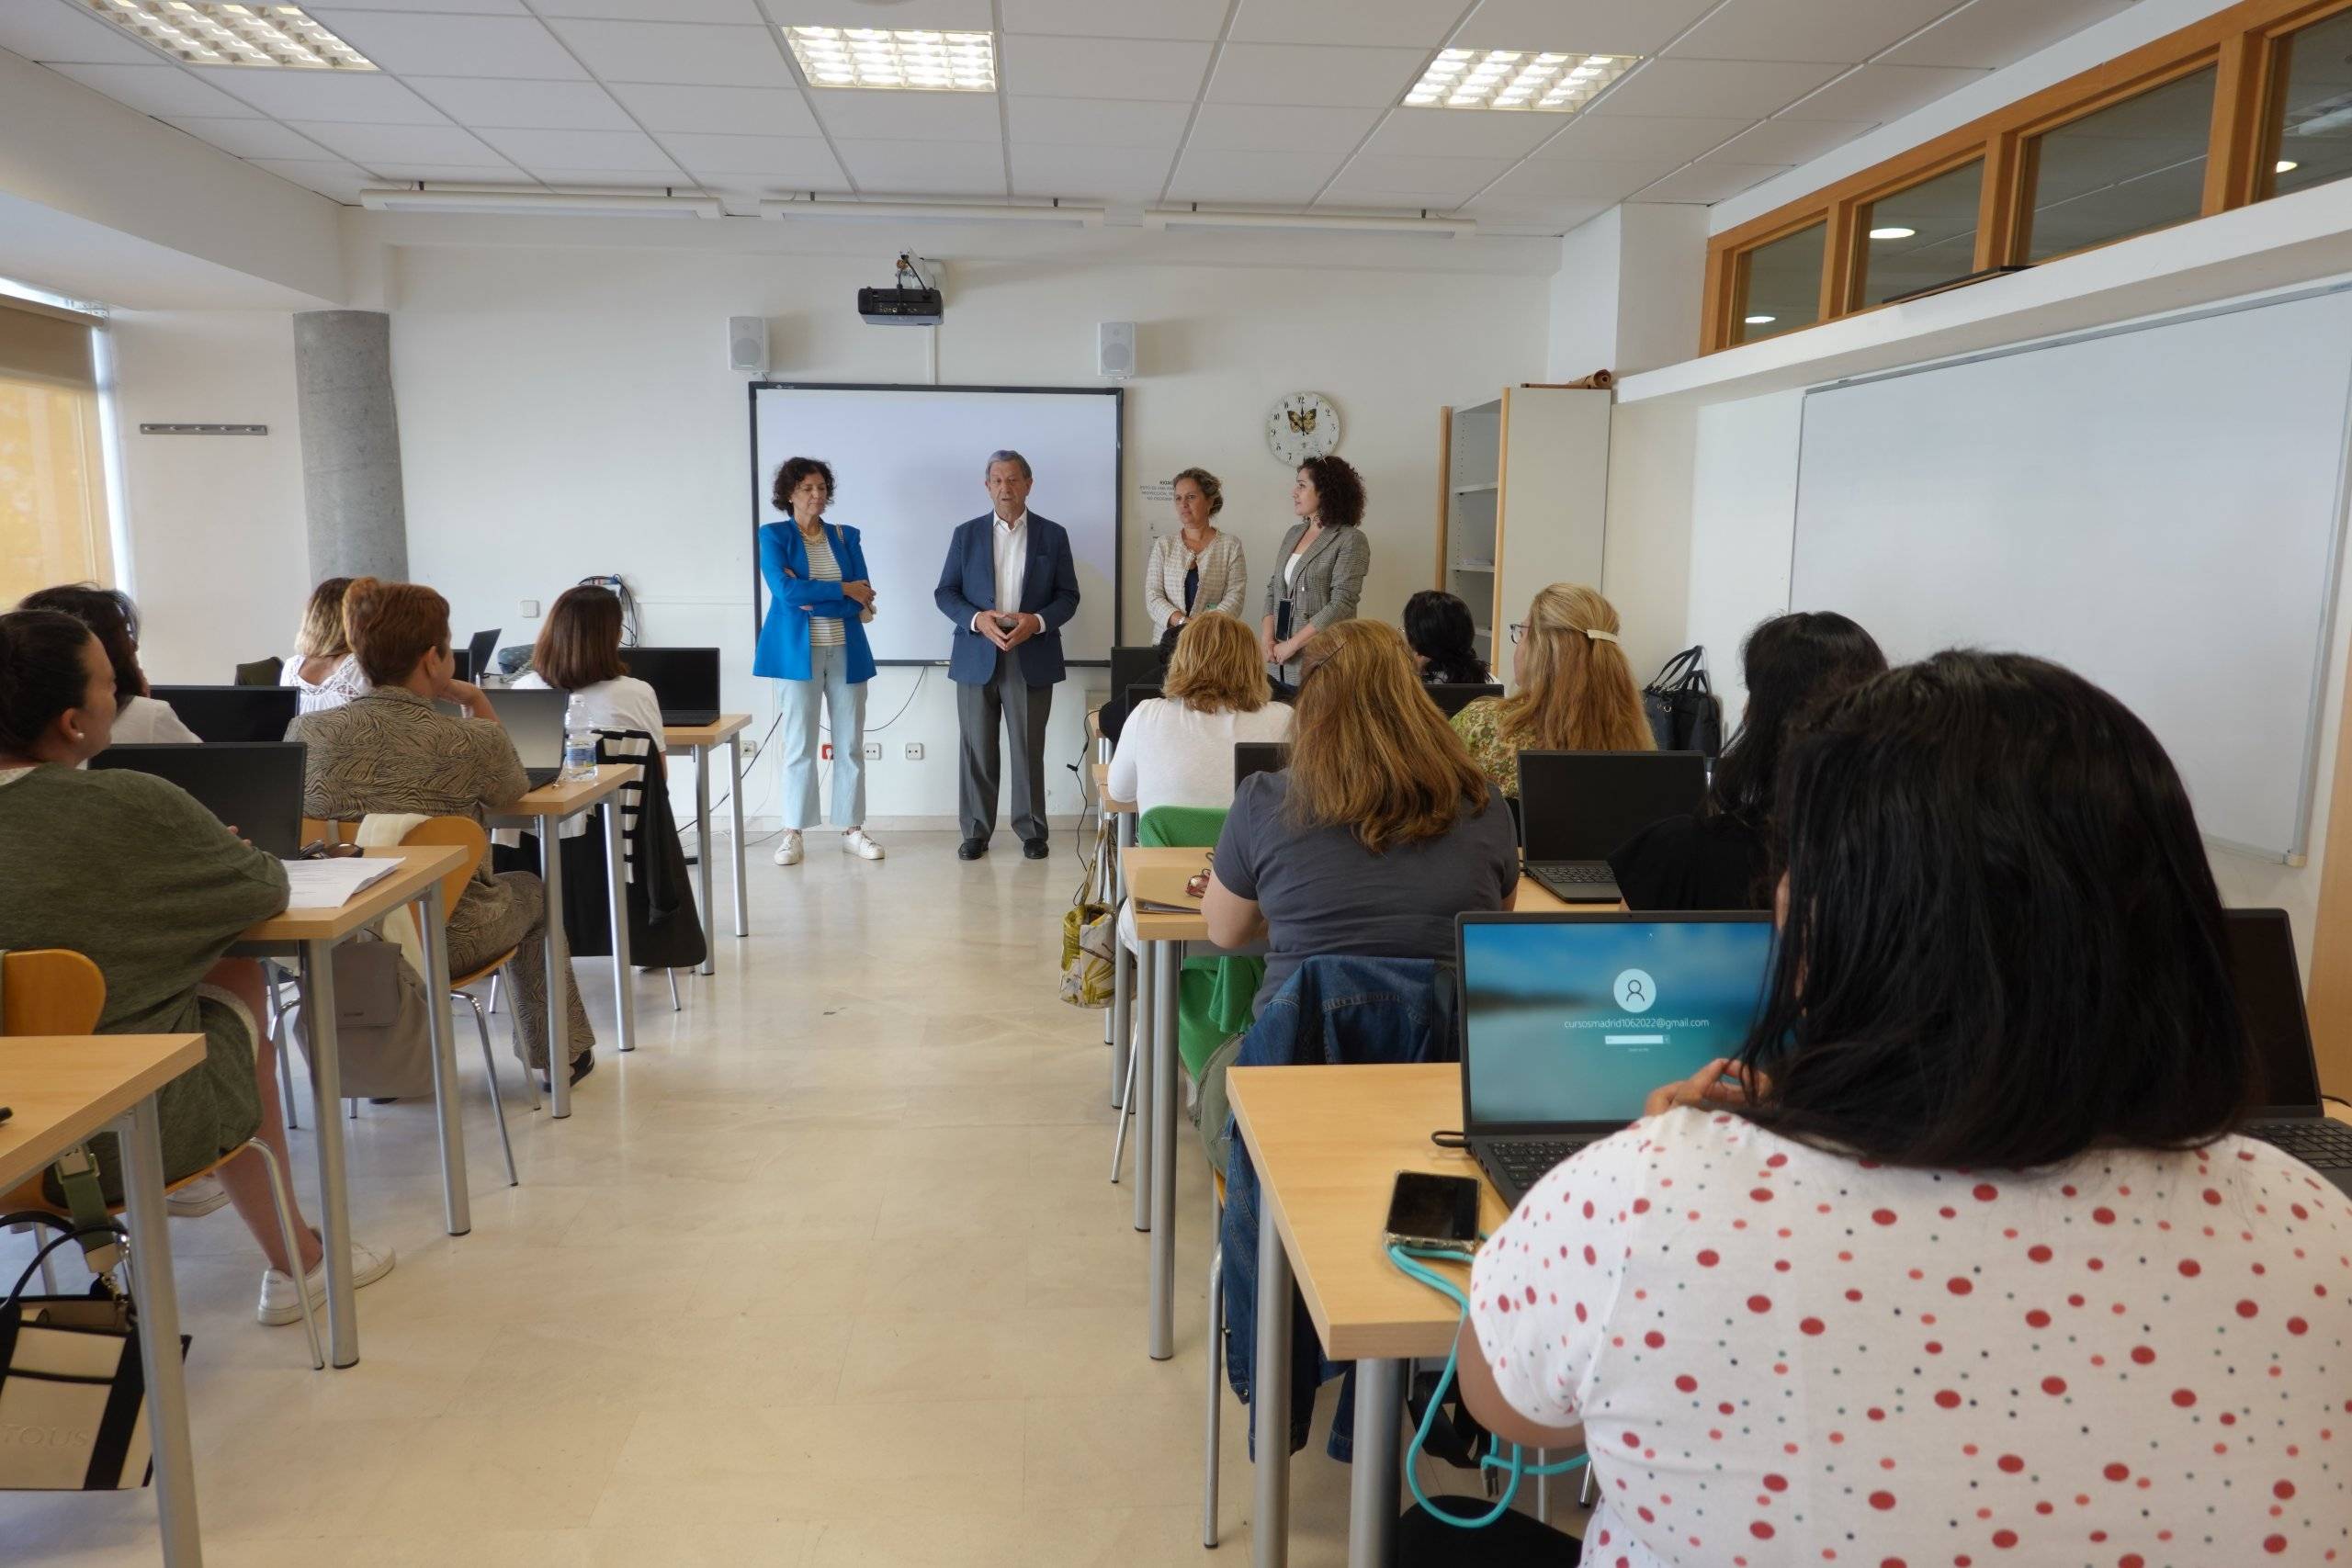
[1383,1170,1482,1258]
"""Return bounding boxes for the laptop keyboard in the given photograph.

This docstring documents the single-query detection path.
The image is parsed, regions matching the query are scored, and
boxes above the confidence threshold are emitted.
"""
[1489,1138,1584,1192]
[2247,1119,2352,1168]
[1530,863,1615,885]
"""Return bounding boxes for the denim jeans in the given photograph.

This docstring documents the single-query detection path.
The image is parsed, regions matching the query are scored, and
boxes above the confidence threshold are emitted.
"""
[778,641,867,829]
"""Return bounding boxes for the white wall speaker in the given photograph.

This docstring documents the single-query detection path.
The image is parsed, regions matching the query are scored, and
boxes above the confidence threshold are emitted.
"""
[1097,320,1136,381]
[728,315,768,375]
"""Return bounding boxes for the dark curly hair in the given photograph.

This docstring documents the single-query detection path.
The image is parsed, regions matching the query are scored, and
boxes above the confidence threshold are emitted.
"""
[17,583,145,704]
[1297,454,1365,529]
[773,457,837,518]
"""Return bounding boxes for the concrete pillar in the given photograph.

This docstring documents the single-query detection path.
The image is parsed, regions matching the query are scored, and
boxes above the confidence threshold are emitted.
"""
[291,310,407,581]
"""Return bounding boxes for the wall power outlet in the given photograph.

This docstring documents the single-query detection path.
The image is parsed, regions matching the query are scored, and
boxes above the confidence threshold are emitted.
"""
[862,742,881,760]
[905,742,924,761]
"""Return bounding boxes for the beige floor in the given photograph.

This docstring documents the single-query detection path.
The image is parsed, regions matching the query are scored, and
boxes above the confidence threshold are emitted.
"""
[4,830,1578,1566]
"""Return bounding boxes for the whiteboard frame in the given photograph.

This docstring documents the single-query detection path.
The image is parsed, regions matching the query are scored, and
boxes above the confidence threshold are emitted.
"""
[1792,280,2352,865]
[747,379,1125,666]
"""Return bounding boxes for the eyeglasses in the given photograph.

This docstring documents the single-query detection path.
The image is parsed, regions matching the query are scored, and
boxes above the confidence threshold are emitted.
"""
[1508,623,1528,645]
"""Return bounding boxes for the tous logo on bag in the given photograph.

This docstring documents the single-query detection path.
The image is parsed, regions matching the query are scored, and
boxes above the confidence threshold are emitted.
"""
[1,1424,93,1449]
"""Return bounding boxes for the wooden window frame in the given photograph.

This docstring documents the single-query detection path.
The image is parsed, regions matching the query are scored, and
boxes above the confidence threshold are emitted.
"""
[1699,0,2352,355]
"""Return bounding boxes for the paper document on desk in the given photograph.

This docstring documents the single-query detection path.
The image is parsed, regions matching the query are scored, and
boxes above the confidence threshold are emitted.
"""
[280,857,401,908]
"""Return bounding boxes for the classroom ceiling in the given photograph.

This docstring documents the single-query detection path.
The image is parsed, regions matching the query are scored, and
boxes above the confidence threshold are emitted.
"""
[3,0,2141,232]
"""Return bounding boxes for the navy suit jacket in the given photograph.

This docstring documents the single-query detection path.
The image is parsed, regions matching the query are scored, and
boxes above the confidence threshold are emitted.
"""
[933,512,1081,686]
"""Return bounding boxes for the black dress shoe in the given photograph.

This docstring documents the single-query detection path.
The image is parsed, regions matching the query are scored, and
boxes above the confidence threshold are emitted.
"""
[957,837,988,860]
[1023,838,1049,860]
[540,1049,594,1093]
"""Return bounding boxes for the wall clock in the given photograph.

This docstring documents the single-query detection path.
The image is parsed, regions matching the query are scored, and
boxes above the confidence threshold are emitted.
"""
[1266,391,1340,466]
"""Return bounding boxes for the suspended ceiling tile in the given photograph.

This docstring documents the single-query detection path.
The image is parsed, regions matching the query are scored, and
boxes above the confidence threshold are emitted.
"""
[474,126,684,171]
[288,119,512,164]
[300,10,588,79]
[1591,57,1847,120]
[831,137,1008,197]
[1364,107,1570,160]
[1454,0,1719,56]
[999,0,1228,39]
[1669,0,1976,66]
[1775,62,1989,121]
[403,78,634,131]
[1005,96,1194,150]
[1536,113,1755,165]
[540,18,795,87]
[1883,0,2138,70]
[1228,0,1469,49]
[999,35,1216,100]
[605,83,820,136]
[1206,42,1429,107]
[45,62,267,118]
[1167,145,1353,203]
[1184,103,1382,153]
[803,87,1004,141]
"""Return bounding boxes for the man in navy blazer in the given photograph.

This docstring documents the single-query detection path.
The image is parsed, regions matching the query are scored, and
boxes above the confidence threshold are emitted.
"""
[933,448,1081,859]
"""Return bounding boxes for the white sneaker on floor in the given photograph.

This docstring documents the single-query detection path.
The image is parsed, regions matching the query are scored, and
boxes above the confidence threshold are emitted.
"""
[771,829,803,866]
[842,828,885,861]
[256,1237,395,1326]
[165,1174,229,1218]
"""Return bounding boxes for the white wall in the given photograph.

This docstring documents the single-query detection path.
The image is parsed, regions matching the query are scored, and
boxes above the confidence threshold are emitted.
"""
[1546,211,1621,380]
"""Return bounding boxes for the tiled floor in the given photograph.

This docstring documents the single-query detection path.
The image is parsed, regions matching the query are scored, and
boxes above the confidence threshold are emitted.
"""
[4,830,1545,1566]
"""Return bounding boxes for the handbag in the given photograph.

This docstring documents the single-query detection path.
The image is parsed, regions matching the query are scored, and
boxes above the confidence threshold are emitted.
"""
[1643,646,1724,755]
[1059,866,1114,1010]
[288,932,435,1100]
[0,1216,187,1491]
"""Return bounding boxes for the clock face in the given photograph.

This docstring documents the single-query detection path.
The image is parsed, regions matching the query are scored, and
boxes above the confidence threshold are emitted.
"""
[1266,391,1340,467]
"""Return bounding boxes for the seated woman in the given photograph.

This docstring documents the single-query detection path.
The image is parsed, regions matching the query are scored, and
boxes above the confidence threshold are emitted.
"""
[287,578,597,1089]
[0,609,390,1325]
[1204,620,1517,1014]
[510,585,666,750]
[1401,589,1489,686]
[17,583,198,743]
[1453,651,2346,1568]
[1451,582,1649,799]
[281,576,370,714]
[1106,611,1291,818]
[1611,610,1883,910]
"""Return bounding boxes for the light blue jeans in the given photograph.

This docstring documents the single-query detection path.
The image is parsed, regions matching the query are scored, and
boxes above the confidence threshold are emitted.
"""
[778,641,868,830]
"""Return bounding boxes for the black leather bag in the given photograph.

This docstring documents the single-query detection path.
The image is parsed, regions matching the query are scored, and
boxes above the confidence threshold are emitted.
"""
[1643,646,1724,755]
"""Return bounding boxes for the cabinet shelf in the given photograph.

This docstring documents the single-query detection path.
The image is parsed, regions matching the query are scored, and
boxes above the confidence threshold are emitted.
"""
[1451,562,1495,574]
[1452,481,1498,495]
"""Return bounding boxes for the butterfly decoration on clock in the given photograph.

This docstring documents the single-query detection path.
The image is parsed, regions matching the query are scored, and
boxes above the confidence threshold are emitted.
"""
[1266,391,1340,466]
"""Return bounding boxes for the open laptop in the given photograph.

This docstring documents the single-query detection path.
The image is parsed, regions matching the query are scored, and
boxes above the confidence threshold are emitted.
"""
[1458,910,1774,1205]
[1234,741,1289,788]
[1425,682,1503,718]
[466,628,502,682]
[1517,750,1709,905]
[2229,908,2352,1191]
[90,741,307,859]
[149,684,300,744]
[626,646,722,727]
[481,686,571,788]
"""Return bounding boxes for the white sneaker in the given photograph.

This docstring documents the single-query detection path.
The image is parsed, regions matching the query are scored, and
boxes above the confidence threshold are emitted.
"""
[257,1236,395,1326]
[772,829,803,867]
[165,1174,229,1218]
[842,828,885,861]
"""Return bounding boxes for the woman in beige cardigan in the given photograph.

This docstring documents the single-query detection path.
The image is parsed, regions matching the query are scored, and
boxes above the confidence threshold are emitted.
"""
[1144,467,1248,639]
[1260,454,1372,689]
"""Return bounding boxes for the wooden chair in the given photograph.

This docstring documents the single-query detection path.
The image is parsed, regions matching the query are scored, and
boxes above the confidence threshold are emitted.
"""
[398,817,535,1181]
[0,949,323,1370]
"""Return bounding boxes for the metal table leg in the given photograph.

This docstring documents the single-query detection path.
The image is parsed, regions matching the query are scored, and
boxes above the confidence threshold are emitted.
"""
[695,743,716,976]
[300,937,358,1366]
[1148,936,1179,1361]
[728,731,748,940]
[1132,937,1155,1234]
[1350,1358,1405,1568]
[1253,1201,1294,1568]
[605,795,636,1054]
[541,811,575,1119]
[117,1099,203,1563]
[1109,811,1132,1105]
[418,881,469,1235]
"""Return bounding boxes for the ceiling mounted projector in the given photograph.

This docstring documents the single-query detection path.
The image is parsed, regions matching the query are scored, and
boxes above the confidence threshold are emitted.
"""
[860,253,942,325]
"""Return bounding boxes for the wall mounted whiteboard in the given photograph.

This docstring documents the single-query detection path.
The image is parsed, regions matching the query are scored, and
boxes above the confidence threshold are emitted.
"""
[1792,285,2352,862]
[751,382,1123,663]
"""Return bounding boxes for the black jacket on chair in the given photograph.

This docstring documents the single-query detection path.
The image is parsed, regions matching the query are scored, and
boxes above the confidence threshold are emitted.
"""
[503,732,708,971]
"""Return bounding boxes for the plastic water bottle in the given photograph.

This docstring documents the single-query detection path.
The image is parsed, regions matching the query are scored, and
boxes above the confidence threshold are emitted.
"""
[561,719,597,782]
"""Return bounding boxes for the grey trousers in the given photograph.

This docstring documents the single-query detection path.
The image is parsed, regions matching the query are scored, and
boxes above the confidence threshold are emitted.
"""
[956,650,1054,843]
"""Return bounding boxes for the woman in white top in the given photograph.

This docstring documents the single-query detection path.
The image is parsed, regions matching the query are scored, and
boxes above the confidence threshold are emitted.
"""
[1143,468,1248,640]
[16,583,199,743]
[1449,651,2350,1568]
[511,586,666,750]
[1108,611,1292,818]
[280,576,371,715]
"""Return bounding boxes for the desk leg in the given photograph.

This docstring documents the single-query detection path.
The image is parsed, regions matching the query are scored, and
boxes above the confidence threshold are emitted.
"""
[695,743,716,977]
[1109,812,1132,1105]
[300,938,358,1366]
[419,882,469,1236]
[1132,938,1155,1235]
[728,732,748,940]
[1252,1203,1294,1568]
[542,813,575,1120]
[117,1099,202,1565]
[1350,1358,1405,1568]
[605,795,636,1055]
[1148,937,1179,1362]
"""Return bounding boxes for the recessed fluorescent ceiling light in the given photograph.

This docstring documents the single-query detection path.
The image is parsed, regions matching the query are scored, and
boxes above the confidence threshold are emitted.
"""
[1745,314,1776,324]
[84,0,375,69]
[2278,159,2301,173]
[1404,49,1638,112]
[785,27,995,91]
[1868,225,1917,240]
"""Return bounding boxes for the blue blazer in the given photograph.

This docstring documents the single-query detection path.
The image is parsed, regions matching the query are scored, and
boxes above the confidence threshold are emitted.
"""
[753,520,877,684]
[933,512,1080,686]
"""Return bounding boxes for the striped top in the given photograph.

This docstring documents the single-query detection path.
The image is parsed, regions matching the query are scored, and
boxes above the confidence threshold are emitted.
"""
[803,526,845,648]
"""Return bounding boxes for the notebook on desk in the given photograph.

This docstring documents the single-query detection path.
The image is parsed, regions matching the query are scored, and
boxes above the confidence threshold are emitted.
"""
[1517,750,1708,905]
[2229,908,2352,1193]
[90,741,307,858]
[482,687,570,789]
[626,646,722,727]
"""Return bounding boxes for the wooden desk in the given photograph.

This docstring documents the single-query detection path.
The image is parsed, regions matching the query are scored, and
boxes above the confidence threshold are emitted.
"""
[488,764,639,1119]
[662,715,752,977]
[235,844,465,1370]
[0,1034,210,1564]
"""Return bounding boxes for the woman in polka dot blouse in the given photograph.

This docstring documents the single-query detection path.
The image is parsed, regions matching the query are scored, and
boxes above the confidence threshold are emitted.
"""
[1457,651,2349,1568]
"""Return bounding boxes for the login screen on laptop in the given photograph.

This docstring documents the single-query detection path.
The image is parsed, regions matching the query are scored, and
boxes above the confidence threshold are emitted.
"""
[1463,918,1775,1126]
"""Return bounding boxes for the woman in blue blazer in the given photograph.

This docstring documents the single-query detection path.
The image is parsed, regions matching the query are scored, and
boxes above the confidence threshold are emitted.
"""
[754,457,883,865]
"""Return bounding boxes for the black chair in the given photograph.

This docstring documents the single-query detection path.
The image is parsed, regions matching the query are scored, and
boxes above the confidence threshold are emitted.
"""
[1425,682,1503,718]
[233,656,283,687]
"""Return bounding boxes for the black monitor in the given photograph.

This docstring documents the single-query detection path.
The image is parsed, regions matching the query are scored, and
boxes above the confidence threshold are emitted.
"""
[625,646,722,722]
[1108,643,1165,712]
[1517,750,1708,863]
[1126,682,1161,713]
[2224,908,2324,1111]
[1234,742,1289,788]
[90,741,307,858]
[148,684,300,744]
[466,628,502,681]
[1425,682,1503,718]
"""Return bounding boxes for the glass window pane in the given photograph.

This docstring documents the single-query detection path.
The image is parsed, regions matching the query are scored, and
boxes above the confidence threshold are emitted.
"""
[0,376,112,605]
[2024,65,2215,262]
[2270,9,2352,199]
[1857,159,1985,306]
[1736,220,1826,344]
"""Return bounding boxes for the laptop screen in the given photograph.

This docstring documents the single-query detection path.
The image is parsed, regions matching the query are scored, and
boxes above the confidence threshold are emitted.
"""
[2224,908,2322,1110]
[90,741,307,858]
[149,685,299,744]
[1234,741,1288,788]
[1460,913,1774,1130]
[625,647,721,716]
[1518,750,1708,862]
[484,688,569,769]
[467,629,502,680]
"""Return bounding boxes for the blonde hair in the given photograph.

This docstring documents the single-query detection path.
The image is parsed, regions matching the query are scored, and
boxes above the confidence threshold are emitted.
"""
[295,577,356,660]
[1161,612,1267,715]
[1495,583,1654,755]
[1286,620,1490,852]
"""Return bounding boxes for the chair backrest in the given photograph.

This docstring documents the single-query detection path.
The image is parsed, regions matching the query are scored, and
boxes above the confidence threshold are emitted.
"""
[234,655,285,688]
[1137,804,1227,850]
[398,816,488,914]
[1,950,107,1035]
[301,817,360,847]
